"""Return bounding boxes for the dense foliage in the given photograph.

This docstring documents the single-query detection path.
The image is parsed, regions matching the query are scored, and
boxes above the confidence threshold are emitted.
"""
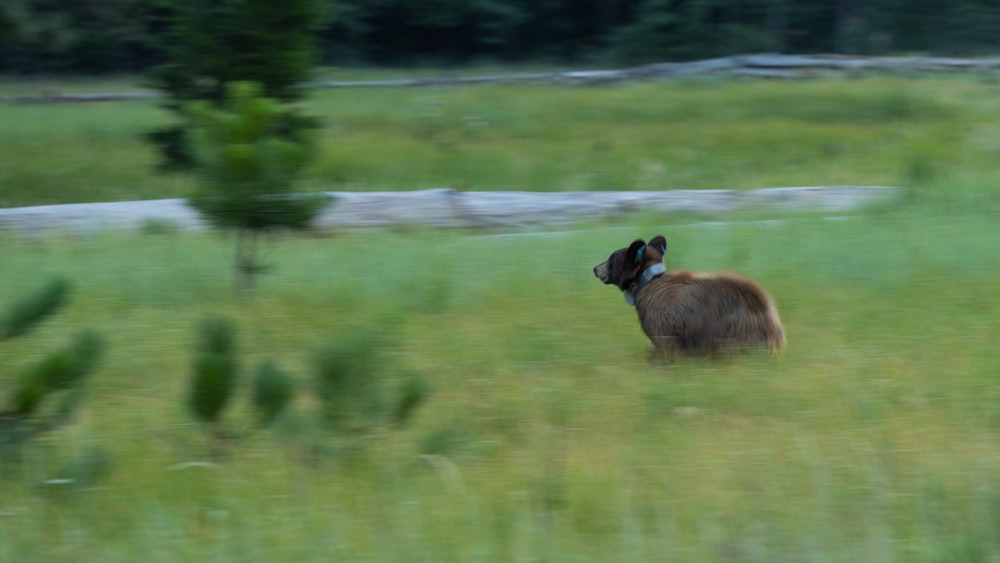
[2,0,1000,73]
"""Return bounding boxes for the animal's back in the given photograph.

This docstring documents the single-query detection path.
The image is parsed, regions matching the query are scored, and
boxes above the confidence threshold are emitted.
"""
[636,270,785,355]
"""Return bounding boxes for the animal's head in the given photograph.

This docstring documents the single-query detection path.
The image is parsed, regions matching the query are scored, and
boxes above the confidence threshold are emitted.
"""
[593,235,667,291]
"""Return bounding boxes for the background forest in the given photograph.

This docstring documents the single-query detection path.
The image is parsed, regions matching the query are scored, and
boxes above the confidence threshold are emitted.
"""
[3,0,1000,74]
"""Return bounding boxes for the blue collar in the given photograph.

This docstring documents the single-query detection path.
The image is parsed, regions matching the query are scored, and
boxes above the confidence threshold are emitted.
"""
[624,263,666,306]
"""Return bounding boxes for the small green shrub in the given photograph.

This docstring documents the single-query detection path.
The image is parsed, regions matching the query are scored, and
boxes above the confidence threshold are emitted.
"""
[313,328,429,434]
[187,315,295,456]
[0,279,103,457]
[187,81,329,290]
[393,376,431,429]
[189,315,238,425]
[252,360,295,428]
[313,328,387,430]
[0,278,69,341]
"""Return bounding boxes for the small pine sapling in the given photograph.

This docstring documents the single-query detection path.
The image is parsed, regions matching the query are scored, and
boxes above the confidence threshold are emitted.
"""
[0,279,104,455]
[187,81,329,290]
[0,278,68,341]
[146,0,320,170]
[312,328,430,435]
[187,315,295,456]
[392,376,431,429]
[188,315,239,429]
[252,360,295,429]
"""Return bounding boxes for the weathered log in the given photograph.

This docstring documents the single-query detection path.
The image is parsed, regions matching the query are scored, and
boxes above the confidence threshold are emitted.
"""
[2,92,159,104]
[0,186,900,235]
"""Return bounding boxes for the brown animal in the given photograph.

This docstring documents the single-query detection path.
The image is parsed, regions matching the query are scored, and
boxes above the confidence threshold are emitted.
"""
[593,235,785,359]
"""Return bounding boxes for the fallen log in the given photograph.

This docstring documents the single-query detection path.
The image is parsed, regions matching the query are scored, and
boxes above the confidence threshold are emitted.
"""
[0,186,901,235]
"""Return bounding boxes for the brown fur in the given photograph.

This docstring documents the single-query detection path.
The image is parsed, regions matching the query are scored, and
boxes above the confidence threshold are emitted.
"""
[593,235,785,360]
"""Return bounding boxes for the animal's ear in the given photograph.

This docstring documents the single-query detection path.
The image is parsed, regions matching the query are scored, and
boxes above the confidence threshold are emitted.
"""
[648,235,667,255]
[627,239,646,265]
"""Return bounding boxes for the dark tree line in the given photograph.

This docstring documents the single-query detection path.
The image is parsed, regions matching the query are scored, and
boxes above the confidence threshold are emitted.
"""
[2,0,1000,73]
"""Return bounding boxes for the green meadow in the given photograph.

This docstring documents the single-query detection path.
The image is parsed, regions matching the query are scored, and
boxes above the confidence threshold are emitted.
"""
[1,74,1000,561]
[5,73,1000,206]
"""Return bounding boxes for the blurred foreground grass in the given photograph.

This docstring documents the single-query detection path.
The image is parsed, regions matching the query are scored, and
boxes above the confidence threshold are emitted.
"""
[2,73,1000,560]
[1,195,999,560]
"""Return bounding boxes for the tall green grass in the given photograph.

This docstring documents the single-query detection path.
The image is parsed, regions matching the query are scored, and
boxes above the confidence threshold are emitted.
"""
[1,197,999,560]
[3,75,1000,206]
[1,74,1000,560]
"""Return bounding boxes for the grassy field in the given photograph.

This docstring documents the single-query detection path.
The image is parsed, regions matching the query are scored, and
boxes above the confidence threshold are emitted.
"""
[4,72,1000,207]
[1,74,1000,561]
